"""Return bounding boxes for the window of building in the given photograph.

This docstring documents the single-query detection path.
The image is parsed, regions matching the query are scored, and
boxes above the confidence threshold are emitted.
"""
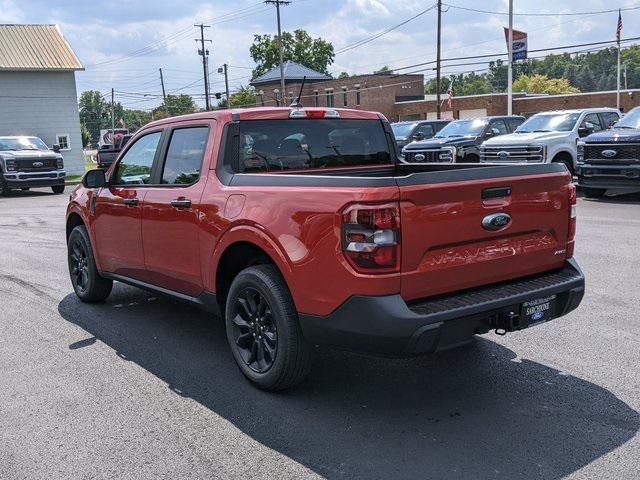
[325,89,334,107]
[114,131,162,185]
[355,85,361,106]
[56,134,70,151]
[161,127,209,185]
[313,90,319,107]
[342,87,348,107]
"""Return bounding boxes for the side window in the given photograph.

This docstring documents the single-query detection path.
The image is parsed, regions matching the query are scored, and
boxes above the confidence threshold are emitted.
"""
[161,127,208,185]
[508,118,523,131]
[582,113,603,132]
[600,112,620,129]
[415,124,435,137]
[114,132,162,185]
[490,120,508,135]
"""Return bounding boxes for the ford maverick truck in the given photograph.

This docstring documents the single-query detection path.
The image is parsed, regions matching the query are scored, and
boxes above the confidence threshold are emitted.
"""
[66,107,584,390]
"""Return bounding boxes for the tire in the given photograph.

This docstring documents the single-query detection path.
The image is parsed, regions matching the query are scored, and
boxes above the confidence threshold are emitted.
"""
[52,185,65,194]
[582,187,606,199]
[67,225,113,302]
[0,176,9,196]
[225,264,312,391]
[553,157,575,176]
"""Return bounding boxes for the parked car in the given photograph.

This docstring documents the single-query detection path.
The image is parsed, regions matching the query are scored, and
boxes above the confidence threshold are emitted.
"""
[96,133,133,169]
[480,108,620,174]
[391,120,450,151]
[401,116,524,163]
[66,106,584,390]
[0,136,66,195]
[577,106,640,198]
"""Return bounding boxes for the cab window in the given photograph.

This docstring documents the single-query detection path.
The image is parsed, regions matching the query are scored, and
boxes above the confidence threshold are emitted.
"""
[490,120,508,135]
[114,132,162,185]
[600,112,620,129]
[582,113,604,132]
[161,127,208,185]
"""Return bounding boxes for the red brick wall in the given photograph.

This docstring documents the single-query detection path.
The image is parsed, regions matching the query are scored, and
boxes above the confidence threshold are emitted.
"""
[514,90,640,116]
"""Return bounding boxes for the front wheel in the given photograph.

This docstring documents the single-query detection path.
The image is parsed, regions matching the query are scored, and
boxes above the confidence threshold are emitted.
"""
[225,265,312,391]
[52,185,65,194]
[68,225,113,302]
[582,187,606,199]
[0,177,9,196]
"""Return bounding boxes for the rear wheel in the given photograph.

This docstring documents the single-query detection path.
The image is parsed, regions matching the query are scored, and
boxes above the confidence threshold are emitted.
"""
[67,225,113,302]
[0,177,8,196]
[225,264,312,391]
[582,187,606,199]
[52,185,65,194]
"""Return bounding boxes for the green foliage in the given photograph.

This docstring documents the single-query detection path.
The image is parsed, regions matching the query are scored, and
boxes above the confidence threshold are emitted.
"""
[78,90,123,144]
[375,66,392,73]
[229,85,257,108]
[424,46,640,96]
[123,109,152,131]
[512,74,579,94]
[152,94,197,119]
[250,29,334,78]
[80,124,91,148]
[338,71,350,79]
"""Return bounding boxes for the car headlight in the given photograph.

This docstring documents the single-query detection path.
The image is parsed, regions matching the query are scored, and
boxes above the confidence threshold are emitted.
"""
[576,142,585,164]
[56,157,64,169]
[5,159,16,172]
[439,146,456,161]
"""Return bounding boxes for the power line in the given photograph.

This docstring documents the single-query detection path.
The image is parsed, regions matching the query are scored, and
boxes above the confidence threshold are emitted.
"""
[442,2,640,17]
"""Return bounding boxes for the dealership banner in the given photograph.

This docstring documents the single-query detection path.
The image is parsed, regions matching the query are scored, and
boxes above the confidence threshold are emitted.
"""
[504,28,528,61]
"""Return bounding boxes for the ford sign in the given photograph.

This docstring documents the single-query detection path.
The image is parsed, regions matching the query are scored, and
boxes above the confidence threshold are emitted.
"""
[414,153,426,162]
[32,161,44,168]
[601,149,617,158]
[481,212,512,231]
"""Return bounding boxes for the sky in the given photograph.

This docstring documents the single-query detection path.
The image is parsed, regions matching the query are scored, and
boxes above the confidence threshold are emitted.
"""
[4,0,639,110]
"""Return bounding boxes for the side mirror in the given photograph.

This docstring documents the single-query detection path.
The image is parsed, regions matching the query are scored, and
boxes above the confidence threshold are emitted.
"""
[411,133,424,142]
[578,126,592,138]
[82,169,108,189]
[485,128,500,138]
[52,144,61,153]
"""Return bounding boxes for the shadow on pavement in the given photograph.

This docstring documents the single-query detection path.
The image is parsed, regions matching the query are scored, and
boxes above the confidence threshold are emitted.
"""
[58,284,639,480]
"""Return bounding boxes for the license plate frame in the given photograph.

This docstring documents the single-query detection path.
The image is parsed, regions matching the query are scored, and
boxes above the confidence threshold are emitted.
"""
[521,294,557,327]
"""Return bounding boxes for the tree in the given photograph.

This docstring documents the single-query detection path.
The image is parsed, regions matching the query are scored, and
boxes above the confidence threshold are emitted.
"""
[123,109,152,132]
[80,124,91,148]
[375,65,392,74]
[78,90,110,144]
[250,29,334,78]
[337,71,350,79]
[577,65,596,92]
[228,85,257,108]
[152,94,197,119]
[512,74,579,94]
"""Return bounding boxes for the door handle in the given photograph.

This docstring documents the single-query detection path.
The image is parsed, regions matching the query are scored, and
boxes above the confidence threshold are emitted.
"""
[171,199,192,208]
[123,198,139,206]
[482,186,512,199]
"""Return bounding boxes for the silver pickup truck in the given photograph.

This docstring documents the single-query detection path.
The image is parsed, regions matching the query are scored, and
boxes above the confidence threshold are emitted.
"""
[0,136,66,195]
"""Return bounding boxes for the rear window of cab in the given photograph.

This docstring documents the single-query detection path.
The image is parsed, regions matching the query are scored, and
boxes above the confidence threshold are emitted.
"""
[238,119,392,172]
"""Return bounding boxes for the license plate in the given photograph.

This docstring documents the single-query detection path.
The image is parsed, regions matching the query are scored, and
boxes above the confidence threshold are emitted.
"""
[521,295,557,326]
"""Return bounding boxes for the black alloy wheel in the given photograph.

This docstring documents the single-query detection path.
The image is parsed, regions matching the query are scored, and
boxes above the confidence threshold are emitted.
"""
[69,237,90,294]
[230,287,278,373]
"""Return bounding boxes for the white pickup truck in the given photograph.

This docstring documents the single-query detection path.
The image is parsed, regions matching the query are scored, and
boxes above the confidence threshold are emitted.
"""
[479,108,620,174]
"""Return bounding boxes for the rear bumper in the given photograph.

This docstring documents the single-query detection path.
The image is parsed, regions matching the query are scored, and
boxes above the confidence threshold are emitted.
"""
[577,164,640,190]
[3,170,65,188]
[298,259,585,357]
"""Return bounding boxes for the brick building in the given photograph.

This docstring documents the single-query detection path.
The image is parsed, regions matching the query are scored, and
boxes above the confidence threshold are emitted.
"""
[251,62,640,121]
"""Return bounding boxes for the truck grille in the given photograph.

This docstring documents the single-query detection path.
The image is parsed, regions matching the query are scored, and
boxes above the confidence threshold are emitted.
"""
[14,158,58,172]
[584,144,640,163]
[480,145,544,163]
[403,148,454,163]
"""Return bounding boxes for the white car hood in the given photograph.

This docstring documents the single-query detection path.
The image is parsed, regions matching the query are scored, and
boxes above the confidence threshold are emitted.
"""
[484,131,571,145]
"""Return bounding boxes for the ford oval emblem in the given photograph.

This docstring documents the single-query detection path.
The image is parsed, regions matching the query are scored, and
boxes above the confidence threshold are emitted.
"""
[482,212,512,231]
[601,149,617,158]
[414,153,426,161]
[498,151,510,160]
[32,161,44,168]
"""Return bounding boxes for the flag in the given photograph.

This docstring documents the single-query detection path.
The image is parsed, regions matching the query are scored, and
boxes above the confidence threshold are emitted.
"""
[118,118,126,128]
[504,28,528,61]
[447,81,453,109]
[616,9,623,44]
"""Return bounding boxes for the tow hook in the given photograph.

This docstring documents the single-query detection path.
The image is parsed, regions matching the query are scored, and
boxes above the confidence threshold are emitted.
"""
[492,311,521,335]
[495,328,507,336]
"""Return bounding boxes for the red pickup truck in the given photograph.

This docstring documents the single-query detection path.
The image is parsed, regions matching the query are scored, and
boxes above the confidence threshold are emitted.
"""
[66,106,584,390]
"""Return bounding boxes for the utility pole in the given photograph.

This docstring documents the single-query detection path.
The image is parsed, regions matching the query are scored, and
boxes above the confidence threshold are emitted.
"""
[436,0,442,119]
[265,0,290,101]
[110,87,115,143]
[159,68,168,113]
[195,23,212,110]
[223,64,231,108]
[507,0,513,115]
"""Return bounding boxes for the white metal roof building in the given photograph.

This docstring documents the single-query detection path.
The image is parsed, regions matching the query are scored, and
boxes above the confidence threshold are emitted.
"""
[0,24,85,174]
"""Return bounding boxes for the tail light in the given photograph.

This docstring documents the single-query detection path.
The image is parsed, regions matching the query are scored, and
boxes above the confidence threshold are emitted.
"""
[342,202,400,274]
[289,108,340,119]
[567,183,577,258]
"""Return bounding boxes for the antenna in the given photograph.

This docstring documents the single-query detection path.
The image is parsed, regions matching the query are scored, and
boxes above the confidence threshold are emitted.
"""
[291,76,306,107]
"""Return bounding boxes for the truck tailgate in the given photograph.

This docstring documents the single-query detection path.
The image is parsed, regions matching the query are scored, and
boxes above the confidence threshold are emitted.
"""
[397,165,572,301]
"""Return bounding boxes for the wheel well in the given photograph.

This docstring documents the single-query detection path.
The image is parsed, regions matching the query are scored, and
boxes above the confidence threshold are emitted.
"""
[66,213,84,240]
[215,242,276,312]
[551,151,575,173]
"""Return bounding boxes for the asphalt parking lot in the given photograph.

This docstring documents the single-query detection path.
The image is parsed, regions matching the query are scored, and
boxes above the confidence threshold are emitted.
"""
[1,186,639,480]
